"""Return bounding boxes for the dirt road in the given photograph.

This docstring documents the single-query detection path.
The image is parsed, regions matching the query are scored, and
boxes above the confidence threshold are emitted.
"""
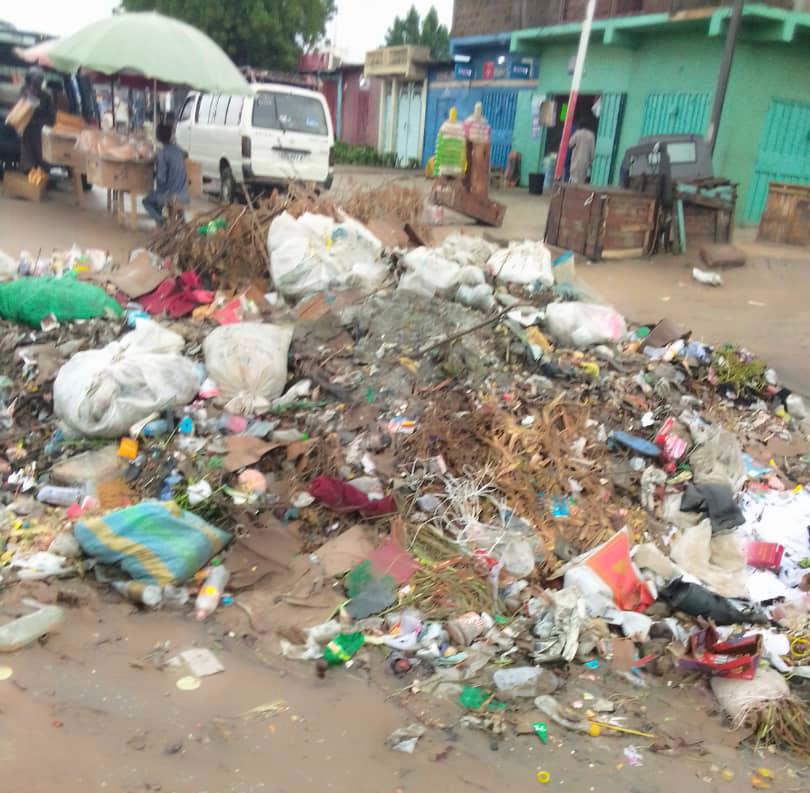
[2,580,799,793]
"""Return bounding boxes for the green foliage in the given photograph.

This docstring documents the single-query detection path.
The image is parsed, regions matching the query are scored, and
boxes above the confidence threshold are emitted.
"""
[384,4,450,59]
[120,0,335,70]
[332,141,398,168]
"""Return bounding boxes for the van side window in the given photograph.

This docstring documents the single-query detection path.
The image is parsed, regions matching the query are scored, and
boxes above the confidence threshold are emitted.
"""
[179,95,196,122]
[252,92,280,130]
[226,96,243,126]
[197,94,212,123]
[208,95,220,123]
[213,95,229,125]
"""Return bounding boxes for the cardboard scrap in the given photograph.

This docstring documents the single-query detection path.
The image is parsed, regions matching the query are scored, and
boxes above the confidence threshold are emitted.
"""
[223,436,276,472]
[108,250,170,298]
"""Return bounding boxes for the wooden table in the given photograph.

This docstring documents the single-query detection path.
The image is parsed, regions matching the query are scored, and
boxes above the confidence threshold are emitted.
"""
[85,154,154,229]
[42,129,86,206]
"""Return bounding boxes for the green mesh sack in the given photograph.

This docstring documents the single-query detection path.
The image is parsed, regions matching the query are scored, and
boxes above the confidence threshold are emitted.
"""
[0,276,123,327]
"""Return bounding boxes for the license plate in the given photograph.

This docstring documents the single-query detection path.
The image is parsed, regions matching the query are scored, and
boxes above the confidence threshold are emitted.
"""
[282,151,306,162]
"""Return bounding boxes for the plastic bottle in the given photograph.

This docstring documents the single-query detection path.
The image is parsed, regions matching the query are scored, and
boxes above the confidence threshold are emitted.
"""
[0,601,64,652]
[142,418,172,437]
[323,632,365,666]
[195,565,230,620]
[435,107,466,177]
[463,101,491,143]
[36,485,84,506]
[112,580,163,608]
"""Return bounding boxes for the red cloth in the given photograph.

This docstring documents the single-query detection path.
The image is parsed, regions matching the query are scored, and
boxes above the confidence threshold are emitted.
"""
[140,272,213,318]
[308,476,396,517]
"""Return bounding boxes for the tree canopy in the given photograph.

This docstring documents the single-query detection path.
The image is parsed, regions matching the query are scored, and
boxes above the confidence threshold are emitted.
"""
[120,0,335,71]
[384,5,450,60]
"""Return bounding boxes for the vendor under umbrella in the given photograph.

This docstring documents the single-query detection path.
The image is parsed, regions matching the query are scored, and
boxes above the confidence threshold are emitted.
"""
[143,122,189,227]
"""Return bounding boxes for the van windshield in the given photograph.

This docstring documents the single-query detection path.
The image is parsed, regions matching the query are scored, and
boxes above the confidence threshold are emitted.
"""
[252,91,328,135]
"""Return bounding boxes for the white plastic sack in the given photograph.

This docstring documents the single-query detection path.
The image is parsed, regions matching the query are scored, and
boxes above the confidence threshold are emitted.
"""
[267,211,386,300]
[455,283,494,311]
[54,320,199,438]
[399,247,462,297]
[439,234,497,269]
[203,322,293,416]
[545,302,627,347]
[487,241,553,287]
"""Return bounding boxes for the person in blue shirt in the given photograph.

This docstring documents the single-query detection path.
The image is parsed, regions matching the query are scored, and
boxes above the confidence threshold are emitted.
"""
[143,123,189,227]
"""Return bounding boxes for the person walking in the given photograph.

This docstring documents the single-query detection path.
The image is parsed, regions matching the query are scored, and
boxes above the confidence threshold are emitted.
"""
[568,124,596,184]
[143,122,189,227]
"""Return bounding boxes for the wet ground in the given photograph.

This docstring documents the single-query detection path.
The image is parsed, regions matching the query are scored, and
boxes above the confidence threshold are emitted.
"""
[2,580,806,793]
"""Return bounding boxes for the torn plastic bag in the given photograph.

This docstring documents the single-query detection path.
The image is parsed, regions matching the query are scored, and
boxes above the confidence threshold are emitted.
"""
[544,302,627,347]
[680,481,744,534]
[267,211,386,300]
[563,528,654,613]
[532,587,584,663]
[203,323,293,415]
[53,320,199,437]
[74,500,231,586]
[660,578,766,625]
[487,240,553,287]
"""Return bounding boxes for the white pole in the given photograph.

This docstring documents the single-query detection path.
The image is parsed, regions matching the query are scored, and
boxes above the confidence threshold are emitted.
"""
[554,0,597,181]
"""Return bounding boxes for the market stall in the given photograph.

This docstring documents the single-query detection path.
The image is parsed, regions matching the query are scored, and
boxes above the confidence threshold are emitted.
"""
[42,112,90,206]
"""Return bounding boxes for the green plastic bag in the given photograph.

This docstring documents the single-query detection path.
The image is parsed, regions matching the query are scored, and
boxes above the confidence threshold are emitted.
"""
[0,275,123,327]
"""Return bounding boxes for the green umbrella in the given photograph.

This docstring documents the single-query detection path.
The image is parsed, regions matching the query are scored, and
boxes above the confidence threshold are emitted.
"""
[49,11,251,95]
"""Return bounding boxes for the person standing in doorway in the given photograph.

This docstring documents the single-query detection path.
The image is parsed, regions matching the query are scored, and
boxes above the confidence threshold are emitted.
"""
[568,124,596,184]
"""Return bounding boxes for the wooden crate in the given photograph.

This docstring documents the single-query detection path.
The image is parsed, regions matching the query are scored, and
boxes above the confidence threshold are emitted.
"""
[2,170,46,202]
[758,182,810,247]
[85,155,154,194]
[544,182,656,260]
[42,130,84,169]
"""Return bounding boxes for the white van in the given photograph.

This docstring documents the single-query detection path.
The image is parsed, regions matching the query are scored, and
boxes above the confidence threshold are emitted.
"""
[175,82,334,201]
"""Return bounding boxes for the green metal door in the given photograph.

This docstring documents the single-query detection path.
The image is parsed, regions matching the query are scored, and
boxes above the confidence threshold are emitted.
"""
[640,92,710,136]
[591,93,626,186]
[743,98,810,224]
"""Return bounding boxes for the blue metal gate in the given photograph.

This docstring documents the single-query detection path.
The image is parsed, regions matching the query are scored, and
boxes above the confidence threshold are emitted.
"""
[481,91,519,168]
[423,86,519,169]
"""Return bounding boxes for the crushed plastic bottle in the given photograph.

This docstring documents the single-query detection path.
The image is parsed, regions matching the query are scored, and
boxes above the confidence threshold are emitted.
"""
[0,600,64,652]
[36,485,84,506]
[195,565,230,620]
[112,580,163,608]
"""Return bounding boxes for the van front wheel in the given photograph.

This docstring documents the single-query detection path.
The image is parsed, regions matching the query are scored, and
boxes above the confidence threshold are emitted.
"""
[220,164,236,204]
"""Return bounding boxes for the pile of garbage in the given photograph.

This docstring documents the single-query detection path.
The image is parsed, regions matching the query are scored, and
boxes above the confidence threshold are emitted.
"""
[0,200,809,761]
